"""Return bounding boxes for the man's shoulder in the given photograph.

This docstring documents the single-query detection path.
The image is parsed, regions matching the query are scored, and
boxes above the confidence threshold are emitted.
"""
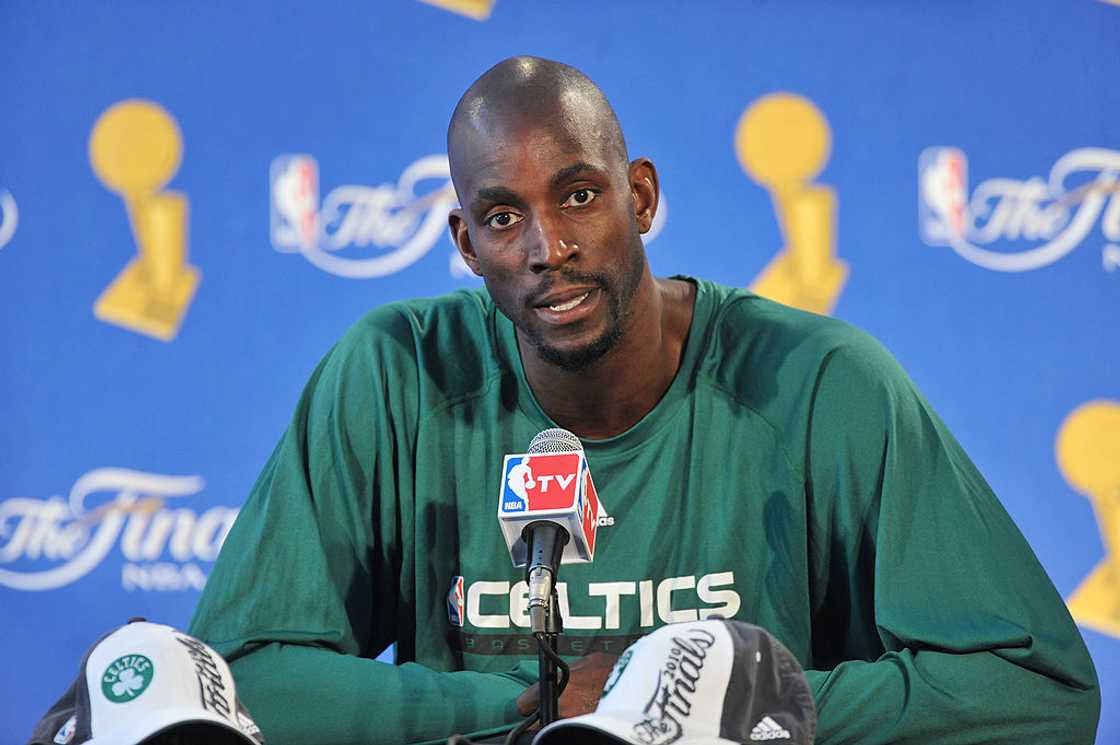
[326,287,503,399]
[692,279,901,410]
[322,287,494,364]
[343,287,495,343]
[697,280,882,369]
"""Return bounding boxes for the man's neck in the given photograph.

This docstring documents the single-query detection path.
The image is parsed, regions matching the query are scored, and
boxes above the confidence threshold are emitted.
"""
[518,277,697,440]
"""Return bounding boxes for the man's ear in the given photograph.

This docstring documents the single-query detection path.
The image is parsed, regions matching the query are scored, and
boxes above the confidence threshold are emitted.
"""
[449,208,483,276]
[628,158,660,234]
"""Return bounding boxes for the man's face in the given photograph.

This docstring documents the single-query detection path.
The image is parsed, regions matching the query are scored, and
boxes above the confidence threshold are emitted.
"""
[449,116,653,371]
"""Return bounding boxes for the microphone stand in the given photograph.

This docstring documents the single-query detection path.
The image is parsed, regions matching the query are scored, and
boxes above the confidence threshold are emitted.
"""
[537,587,563,726]
[523,521,570,729]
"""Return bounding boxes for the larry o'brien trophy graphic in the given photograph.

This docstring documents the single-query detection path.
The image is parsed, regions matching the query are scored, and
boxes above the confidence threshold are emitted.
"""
[1059,400,1120,638]
[736,93,847,315]
[89,100,199,342]
[418,0,495,20]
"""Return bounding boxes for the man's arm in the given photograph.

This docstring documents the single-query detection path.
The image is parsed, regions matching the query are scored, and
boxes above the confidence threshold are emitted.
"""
[218,644,527,745]
[803,335,1100,744]
[189,316,530,745]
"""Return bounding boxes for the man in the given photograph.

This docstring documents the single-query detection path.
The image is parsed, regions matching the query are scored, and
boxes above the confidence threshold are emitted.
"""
[190,57,1100,744]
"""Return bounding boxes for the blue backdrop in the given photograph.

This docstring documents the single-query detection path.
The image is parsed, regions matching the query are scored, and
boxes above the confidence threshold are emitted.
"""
[2,1,1118,741]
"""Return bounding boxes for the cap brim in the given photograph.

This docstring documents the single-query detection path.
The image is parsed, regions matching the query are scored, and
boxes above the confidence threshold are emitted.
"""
[86,706,258,745]
[533,713,739,745]
[136,722,253,745]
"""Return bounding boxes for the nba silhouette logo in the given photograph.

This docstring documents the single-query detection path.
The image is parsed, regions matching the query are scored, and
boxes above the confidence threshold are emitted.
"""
[501,454,532,512]
[270,154,321,251]
[918,147,969,246]
[447,575,465,627]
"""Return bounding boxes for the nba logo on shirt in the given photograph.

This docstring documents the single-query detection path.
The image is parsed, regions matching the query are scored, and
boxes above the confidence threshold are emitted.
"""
[447,575,465,627]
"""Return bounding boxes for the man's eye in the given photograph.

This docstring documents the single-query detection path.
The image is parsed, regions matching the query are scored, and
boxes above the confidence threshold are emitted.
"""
[562,189,598,208]
[485,211,523,230]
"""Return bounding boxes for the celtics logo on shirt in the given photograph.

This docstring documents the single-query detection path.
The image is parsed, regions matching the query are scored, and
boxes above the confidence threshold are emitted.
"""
[101,654,154,702]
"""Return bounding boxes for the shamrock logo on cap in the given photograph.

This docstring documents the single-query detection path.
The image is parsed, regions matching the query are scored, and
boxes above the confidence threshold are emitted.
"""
[601,647,634,698]
[101,654,154,703]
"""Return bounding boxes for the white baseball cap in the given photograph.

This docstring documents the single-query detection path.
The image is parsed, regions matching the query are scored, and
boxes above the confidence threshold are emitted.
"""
[28,619,264,745]
[533,620,815,745]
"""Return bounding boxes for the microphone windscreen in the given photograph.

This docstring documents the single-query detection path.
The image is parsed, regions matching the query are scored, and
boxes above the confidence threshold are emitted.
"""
[528,428,582,454]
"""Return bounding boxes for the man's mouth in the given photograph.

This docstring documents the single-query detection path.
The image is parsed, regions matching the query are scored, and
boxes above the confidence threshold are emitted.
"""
[547,291,590,312]
[531,287,600,324]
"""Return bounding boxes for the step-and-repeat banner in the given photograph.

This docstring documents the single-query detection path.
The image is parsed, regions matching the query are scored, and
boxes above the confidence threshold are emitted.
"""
[2,1,1117,741]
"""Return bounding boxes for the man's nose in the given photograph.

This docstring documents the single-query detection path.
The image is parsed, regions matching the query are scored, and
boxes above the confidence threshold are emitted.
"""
[527,216,578,273]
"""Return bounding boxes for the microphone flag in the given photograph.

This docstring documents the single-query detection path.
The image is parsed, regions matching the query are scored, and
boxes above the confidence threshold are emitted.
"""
[497,449,600,567]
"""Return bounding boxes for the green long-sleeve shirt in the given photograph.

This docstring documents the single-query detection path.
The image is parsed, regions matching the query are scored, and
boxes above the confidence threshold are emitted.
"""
[190,278,1099,744]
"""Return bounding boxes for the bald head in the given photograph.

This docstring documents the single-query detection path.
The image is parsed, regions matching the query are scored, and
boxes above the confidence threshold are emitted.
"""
[447,56,629,186]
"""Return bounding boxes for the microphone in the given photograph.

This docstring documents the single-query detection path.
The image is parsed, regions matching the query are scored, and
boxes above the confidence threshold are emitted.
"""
[497,428,600,633]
